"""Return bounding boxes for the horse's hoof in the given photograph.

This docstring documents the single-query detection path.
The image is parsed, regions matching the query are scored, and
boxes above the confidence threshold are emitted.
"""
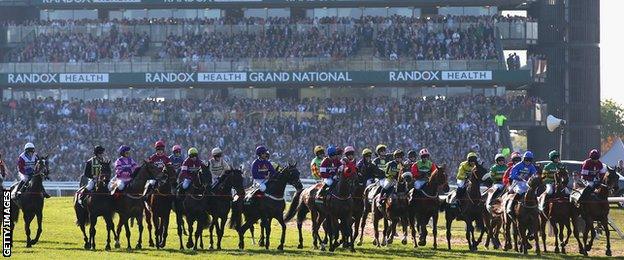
[187,242,194,249]
[606,250,612,256]
[217,246,221,250]
[105,245,111,251]
[350,247,356,253]
[585,245,592,252]
[357,242,362,246]
[135,244,142,250]
[84,243,90,250]
[372,240,377,246]
[554,247,559,254]
[418,240,426,247]
[26,243,32,248]
[277,245,284,251]
[297,244,303,249]
[126,246,132,251]
[149,241,155,247]
[402,239,407,245]
[238,243,244,250]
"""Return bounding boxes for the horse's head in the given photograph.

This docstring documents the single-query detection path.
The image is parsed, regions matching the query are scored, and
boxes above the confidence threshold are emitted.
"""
[136,161,160,181]
[554,167,569,189]
[603,166,620,195]
[281,163,303,191]
[35,156,50,180]
[527,174,543,192]
[430,164,448,188]
[469,162,487,184]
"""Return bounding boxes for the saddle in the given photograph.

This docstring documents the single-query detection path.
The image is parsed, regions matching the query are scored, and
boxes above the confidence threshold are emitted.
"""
[485,186,504,213]
[445,189,458,206]
[501,192,518,217]
[569,187,592,207]
[243,186,263,204]
[366,183,381,203]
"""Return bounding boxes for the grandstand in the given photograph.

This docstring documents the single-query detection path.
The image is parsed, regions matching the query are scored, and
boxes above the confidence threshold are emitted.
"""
[0,0,599,182]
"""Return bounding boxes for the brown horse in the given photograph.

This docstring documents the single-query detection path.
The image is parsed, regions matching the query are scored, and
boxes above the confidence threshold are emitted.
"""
[442,162,488,251]
[74,162,114,250]
[181,168,211,250]
[284,179,324,249]
[325,169,356,252]
[352,162,378,246]
[10,156,50,248]
[372,175,409,247]
[538,167,574,254]
[233,163,303,250]
[409,165,447,249]
[206,168,245,250]
[573,166,619,256]
[113,161,160,250]
[145,164,176,249]
[508,175,543,255]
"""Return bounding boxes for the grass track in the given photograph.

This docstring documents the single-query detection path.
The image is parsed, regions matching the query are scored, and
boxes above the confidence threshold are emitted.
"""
[6,198,623,259]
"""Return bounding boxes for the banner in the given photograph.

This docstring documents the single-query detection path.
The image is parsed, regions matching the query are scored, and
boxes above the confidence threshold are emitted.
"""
[0,70,530,87]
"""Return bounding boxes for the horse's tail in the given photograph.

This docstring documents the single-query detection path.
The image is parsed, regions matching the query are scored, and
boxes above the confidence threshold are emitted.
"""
[73,191,90,226]
[284,189,303,222]
[228,200,242,230]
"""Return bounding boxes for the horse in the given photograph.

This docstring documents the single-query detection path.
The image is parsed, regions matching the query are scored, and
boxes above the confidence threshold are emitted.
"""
[538,167,574,254]
[442,162,488,251]
[325,169,356,252]
[508,175,543,255]
[409,164,447,249]
[181,167,211,250]
[357,166,385,245]
[10,156,50,248]
[144,164,177,249]
[371,174,409,247]
[352,162,378,246]
[232,163,303,250]
[112,161,161,250]
[206,168,245,250]
[573,166,619,256]
[283,175,323,250]
[74,161,115,250]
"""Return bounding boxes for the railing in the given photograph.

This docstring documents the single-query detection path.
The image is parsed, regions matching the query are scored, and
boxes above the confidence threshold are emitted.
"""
[5,21,538,43]
[0,59,505,73]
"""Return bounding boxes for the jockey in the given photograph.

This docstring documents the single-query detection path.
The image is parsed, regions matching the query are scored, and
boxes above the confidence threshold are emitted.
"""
[451,152,478,207]
[110,145,138,195]
[411,148,438,190]
[15,143,50,198]
[509,151,538,195]
[373,144,389,172]
[485,153,507,210]
[357,148,376,186]
[169,145,184,174]
[542,150,568,196]
[251,146,277,193]
[83,145,110,193]
[209,147,231,185]
[178,147,209,196]
[405,150,418,166]
[580,149,606,189]
[502,152,522,186]
[318,146,340,199]
[310,145,325,180]
[380,149,404,203]
[341,146,357,179]
[147,140,172,189]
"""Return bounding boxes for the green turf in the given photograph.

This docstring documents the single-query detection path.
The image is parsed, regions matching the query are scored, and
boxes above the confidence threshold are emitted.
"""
[5,198,623,259]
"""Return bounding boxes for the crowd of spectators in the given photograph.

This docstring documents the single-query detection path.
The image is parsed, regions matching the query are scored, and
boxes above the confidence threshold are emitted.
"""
[6,14,534,63]
[9,29,150,63]
[0,95,542,182]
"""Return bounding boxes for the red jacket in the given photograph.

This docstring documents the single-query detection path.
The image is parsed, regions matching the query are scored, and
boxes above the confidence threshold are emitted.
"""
[320,157,339,179]
[148,153,171,170]
[502,162,514,186]
[341,158,357,179]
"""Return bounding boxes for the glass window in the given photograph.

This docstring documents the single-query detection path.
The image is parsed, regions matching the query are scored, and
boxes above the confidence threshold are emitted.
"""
[108,89,131,100]
[388,7,413,17]
[267,8,290,18]
[172,9,199,19]
[336,8,361,18]
[413,8,422,18]
[46,10,75,20]
[109,10,123,20]
[84,89,109,100]
[362,8,387,17]
[2,89,12,100]
[123,10,148,19]
[244,8,267,18]
[64,89,85,100]
[312,8,337,19]
[148,9,172,19]
[446,86,470,97]
[421,86,446,97]
[73,10,98,20]
[199,9,222,19]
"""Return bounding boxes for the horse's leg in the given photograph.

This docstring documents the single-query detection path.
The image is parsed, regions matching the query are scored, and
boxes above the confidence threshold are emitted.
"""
[193,217,204,251]
[540,216,548,252]
[512,221,519,252]
[114,217,123,248]
[136,215,144,249]
[264,218,272,250]
[464,219,473,251]
[78,217,89,249]
[258,220,265,247]
[209,217,215,250]
[601,218,611,256]
[89,215,98,250]
[104,214,114,250]
[534,220,541,255]
[572,216,586,255]
[23,213,34,247]
[146,209,154,247]
[352,214,361,248]
[186,218,195,249]
[175,212,184,250]
[502,217,511,251]
[124,221,132,250]
[381,217,389,246]
[445,214,453,250]
[410,214,417,248]
[562,220,572,254]
[217,216,226,250]
[582,218,592,252]
[418,216,428,247]
[359,206,369,246]
[373,213,381,247]
[161,214,170,249]
[277,216,286,250]
[553,220,560,253]
[432,213,439,249]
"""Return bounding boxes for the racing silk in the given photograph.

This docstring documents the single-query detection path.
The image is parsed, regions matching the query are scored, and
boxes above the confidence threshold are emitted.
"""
[542,162,566,184]
[251,158,276,180]
[209,157,231,179]
[373,155,389,172]
[180,157,208,181]
[319,157,339,179]
[357,159,375,180]
[84,156,109,179]
[114,157,137,182]
[341,157,357,179]
[17,152,38,176]
[148,153,171,170]
[310,157,323,179]
[456,161,473,181]
[502,162,514,186]
[580,159,606,181]
[489,164,507,183]
[169,154,184,173]
[384,160,404,180]
[510,162,538,182]
[411,160,438,180]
